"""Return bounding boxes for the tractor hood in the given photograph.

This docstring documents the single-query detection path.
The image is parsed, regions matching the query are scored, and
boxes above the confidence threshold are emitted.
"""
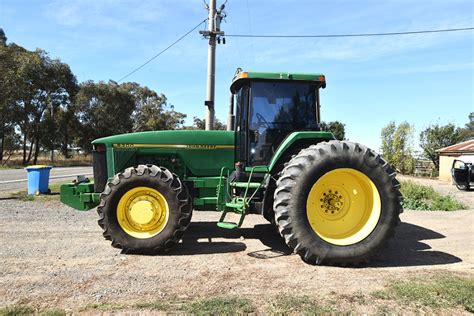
[93,130,235,177]
[93,130,235,147]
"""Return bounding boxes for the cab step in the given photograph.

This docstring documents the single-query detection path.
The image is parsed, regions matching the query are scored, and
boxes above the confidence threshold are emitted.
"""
[218,198,247,229]
[229,182,261,189]
[217,221,239,229]
[225,202,245,210]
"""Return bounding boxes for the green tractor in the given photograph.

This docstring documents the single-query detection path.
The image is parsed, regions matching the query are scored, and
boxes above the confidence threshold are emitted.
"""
[60,70,402,265]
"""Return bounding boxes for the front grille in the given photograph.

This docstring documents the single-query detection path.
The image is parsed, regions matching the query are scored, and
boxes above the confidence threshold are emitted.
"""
[92,150,108,193]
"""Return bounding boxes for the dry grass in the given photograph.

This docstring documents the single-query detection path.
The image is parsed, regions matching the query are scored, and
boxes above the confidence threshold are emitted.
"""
[3,274,471,315]
[372,274,474,312]
[1,152,91,169]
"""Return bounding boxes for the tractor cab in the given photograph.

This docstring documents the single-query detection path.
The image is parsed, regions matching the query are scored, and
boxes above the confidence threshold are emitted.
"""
[230,70,326,167]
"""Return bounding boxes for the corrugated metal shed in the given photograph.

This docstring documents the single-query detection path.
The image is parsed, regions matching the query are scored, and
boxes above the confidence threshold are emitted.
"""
[437,139,474,154]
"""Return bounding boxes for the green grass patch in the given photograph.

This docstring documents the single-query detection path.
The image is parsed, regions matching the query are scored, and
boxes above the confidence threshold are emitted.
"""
[9,191,35,201]
[186,296,254,315]
[79,302,126,312]
[0,165,23,170]
[80,297,251,314]
[400,180,466,211]
[338,291,367,305]
[80,300,173,313]
[372,274,474,312]
[266,295,334,314]
[132,301,171,311]
[41,309,66,316]
[0,305,35,316]
[46,182,69,195]
[9,189,59,202]
[0,305,68,316]
[8,181,75,202]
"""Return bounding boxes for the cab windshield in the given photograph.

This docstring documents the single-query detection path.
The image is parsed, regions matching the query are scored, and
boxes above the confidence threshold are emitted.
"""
[248,81,318,165]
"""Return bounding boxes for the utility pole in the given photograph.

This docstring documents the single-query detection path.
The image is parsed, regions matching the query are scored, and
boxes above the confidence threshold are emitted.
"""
[201,0,226,130]
[50,99,54,165]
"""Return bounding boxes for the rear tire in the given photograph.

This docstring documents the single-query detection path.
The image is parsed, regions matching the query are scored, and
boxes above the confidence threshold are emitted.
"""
[97,165,192,254]
[455,183,470,191]
[273,140,402,265]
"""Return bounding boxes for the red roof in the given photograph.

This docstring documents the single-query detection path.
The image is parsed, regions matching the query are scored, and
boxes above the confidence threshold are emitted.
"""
[437,139,474,154]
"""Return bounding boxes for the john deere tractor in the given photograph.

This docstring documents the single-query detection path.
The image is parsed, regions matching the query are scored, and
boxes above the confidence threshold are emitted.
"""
[61,70,402,265]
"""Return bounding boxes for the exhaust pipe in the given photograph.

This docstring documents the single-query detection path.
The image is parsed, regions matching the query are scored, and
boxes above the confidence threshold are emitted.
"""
[227,92,235,131]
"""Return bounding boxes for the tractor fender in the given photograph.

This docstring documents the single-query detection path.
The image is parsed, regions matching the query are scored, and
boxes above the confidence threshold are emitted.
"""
[268,131,335,173]
[261,131,335,223]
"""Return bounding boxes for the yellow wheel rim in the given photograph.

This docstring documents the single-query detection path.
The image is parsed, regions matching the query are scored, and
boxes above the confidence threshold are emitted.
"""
[117,186,169,239]
[306,168,381,246]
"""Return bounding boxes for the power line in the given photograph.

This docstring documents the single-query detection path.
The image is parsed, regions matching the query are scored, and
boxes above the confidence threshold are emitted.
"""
[225,27,474,38]
[117,24,472,82]
[117,19,207,82]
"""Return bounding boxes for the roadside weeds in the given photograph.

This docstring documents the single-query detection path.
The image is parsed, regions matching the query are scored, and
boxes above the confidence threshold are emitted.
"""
[7,182,67,202]
[400,180,466,211]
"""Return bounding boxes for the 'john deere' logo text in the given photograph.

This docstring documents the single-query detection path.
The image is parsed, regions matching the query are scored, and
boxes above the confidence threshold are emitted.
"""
[186,144,217,149]
[112,143,233,149]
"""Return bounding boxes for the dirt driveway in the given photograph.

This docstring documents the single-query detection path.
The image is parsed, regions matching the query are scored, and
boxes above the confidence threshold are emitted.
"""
[0,195,472,313]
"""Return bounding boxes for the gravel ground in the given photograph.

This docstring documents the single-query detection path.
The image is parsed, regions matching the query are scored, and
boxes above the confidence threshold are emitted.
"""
[0,193,473,312]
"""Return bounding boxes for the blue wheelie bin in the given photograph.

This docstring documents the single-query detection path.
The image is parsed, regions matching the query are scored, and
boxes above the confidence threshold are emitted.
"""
[25,165,53,195]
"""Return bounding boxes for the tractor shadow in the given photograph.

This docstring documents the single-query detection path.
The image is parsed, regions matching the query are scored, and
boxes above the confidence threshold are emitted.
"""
[370,222,462,267]
[167,221,291,257]
[169,221,462,267]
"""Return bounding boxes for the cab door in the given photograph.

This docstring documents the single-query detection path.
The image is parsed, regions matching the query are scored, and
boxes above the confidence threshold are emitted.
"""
[235,85,250,164]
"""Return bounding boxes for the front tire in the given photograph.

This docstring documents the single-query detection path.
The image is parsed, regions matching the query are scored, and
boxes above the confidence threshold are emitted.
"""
[97,165,192,253]
[273,141,402,265]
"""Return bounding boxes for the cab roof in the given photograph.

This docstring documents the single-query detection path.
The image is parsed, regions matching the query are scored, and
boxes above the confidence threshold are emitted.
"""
[230,70,326,93]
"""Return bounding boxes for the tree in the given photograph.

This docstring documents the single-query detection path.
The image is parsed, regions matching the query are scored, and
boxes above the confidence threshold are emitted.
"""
[381,121,415,174]
[381,121,396,164]
[122,82,186,132]
[145,103,186,131]
[12,49,77,164]
[0,28,6,46]
[39,55,78,161]
[320,121,345,140]
[1,33,185,162]
[1,131,21,163]
[0,40,23,161]
[419,123,463,169]
[0,43,21,165]
[74,81,187,153]
[74,80,136,153]
[189,117,227,130]
[54,102,80,158]
[459,112,474,141]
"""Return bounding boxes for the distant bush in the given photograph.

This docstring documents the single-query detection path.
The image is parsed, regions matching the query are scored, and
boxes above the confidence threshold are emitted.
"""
[400,180,466,211]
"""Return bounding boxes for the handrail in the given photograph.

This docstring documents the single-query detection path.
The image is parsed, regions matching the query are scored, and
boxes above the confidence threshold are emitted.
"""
[242,167,255,201]
[243,166,271,202]
[216,166,230,211]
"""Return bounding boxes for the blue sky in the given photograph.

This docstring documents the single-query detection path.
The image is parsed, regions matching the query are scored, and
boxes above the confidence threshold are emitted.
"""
[1,0,473,151]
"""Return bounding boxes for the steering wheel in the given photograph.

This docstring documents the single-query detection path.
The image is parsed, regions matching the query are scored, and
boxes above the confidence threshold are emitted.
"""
[255,113,271,129]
